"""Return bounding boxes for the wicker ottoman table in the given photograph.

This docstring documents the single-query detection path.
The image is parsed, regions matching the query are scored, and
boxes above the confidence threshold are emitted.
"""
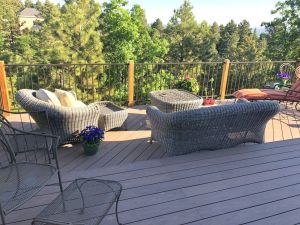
[149,89,203,113]
[32,178,123,225]
[94,101,128,131]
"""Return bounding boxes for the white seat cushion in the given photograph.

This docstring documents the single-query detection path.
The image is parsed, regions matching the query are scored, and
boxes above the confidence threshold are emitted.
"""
[74,100,87,107]
[36,89,61,106]
[55,89,77,107]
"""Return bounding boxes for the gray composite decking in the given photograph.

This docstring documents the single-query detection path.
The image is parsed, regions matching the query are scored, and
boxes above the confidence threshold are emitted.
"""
[5,103,300,225]
[6,138,300,225]
[7,103,300,172]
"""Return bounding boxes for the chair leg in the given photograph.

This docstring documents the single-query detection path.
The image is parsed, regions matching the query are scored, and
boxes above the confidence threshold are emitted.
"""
[0,204,6,225]
[150,132,153,144]
[115,194,122,225]
[57,170,63,192]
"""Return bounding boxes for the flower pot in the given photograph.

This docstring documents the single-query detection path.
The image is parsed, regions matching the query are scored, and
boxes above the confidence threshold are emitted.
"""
[203,98,215,105]
[209,98,215,105]
[82,142,100,156]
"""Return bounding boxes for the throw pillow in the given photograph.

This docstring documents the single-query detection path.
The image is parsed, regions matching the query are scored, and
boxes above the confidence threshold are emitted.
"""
[36,89,61,106]
[55,89,79,107]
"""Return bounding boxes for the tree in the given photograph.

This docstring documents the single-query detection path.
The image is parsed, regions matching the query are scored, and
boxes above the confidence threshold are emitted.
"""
[237,20,266,61]
[218,20,239,60]
[101,1,168,63]
[100,0,137,63]
[53,0,104,63]
[24,0,34,8]
[31,0,65,63]
[263,0,300,60]
[0,0,23,62]
[130,5,168,62]
[151,19,164,33]
[165,0,200,62]
[197,21,220,61]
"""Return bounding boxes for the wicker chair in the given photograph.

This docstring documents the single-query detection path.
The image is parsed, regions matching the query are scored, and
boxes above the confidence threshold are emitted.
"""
[0,111,63,225]
[15,89,100,144]
[147,101,280,156]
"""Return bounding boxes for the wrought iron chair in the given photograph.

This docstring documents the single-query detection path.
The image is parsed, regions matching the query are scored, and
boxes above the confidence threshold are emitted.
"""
[0,110,63,225]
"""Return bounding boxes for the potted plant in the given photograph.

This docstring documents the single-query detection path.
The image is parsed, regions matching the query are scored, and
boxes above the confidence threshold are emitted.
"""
[174,74,200,94]
[203,77,215,105]
[80,126,104,156]
[276,72,291,88]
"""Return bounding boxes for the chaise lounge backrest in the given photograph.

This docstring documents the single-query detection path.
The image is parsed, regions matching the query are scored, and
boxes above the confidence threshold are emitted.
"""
[147,101,280,156]
[16,89,99,144]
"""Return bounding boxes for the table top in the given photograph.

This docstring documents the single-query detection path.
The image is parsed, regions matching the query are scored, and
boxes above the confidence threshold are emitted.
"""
[149,89,202,103]
[34,178,122,225]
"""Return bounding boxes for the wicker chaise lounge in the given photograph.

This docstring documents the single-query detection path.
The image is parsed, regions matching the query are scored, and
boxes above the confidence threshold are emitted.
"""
[16,89,99,144]
[147,101,280,156]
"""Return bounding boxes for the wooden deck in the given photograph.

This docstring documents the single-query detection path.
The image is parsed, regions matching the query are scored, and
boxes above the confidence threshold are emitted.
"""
[5,103,300,225]
[7,103,300,172]
[6,138,300,225]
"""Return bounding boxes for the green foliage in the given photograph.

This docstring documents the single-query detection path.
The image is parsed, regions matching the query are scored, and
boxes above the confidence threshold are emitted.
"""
[262,0,300,60]
[174,76,199,94]
[57,0,104,63]
[166,0,200,62]
[100,1,168,63]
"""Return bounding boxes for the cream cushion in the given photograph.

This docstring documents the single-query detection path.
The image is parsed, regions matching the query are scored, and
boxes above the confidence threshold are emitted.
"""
[55,89,85,107]
[74,100,87,107]
[36,89,61,106]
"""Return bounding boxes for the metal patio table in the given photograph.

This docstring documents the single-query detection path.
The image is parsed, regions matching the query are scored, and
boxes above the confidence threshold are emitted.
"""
[149,89,203,113]
[32,178,122,225]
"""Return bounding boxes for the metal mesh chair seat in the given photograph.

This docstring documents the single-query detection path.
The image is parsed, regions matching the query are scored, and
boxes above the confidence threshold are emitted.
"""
[0,163,56,214]
[33,178,122,225]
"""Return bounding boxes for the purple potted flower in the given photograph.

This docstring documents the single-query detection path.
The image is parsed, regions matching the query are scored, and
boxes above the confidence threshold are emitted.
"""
[276,72,290,87]
[80,126,104,156]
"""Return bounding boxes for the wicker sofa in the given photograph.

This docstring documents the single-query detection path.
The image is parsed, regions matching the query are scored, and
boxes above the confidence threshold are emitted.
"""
[16,89,100,144]
[147,101,280,156]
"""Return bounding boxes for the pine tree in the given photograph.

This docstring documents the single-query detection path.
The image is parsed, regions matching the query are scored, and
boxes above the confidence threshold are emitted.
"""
[54,0,104,63]
[131,5,168,62]
[236,20,266,61]
[201,22,220,61]
[218,20,239,60]
[0,0,23,62]
[166,0,199,62]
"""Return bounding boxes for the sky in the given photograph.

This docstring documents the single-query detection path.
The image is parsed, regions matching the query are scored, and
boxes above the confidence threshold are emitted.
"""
[43,0,279,27]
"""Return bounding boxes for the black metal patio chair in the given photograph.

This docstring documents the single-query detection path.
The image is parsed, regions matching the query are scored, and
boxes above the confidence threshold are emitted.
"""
[0,110,63,225]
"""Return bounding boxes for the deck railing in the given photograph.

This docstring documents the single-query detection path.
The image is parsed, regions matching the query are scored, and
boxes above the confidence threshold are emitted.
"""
[0,59,299,111]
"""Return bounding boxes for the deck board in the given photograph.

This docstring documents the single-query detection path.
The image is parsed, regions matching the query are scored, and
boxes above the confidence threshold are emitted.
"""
[5,139,300,225]
[4,103,300,225]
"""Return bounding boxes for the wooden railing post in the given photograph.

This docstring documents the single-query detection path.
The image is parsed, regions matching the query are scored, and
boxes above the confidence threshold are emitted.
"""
[0,61,10,116]
[220,59,230,100]
[128,60,135,107]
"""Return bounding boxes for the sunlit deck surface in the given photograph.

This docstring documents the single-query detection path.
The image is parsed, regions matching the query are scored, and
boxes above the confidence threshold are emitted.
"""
[6,102,300,225]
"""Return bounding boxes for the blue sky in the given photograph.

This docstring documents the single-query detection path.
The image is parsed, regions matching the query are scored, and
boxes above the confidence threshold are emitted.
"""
[44,0,279,27]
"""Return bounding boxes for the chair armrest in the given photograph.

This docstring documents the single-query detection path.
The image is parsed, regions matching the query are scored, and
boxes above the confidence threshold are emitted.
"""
[286,89,300,95]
